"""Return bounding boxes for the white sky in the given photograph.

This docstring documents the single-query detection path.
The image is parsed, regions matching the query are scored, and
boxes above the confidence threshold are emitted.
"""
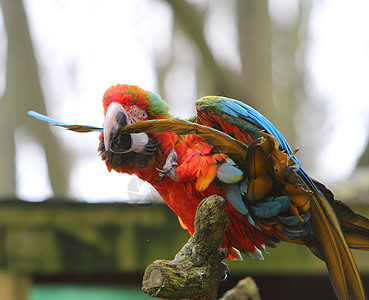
[5,0,369,201]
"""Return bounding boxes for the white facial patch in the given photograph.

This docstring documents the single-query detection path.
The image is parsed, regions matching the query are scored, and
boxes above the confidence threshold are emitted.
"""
[130,133,149,153]
[126,105,148,123]
[125,105,149,153]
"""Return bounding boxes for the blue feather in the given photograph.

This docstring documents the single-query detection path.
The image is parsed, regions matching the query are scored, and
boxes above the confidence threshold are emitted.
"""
[199,97,332,217]
[224,184,259,228]
[225,99,295,156]
[249,196,291,219]
[217,160,243,183]
[216,98,333,235]
[28,111,70,126]
[282,226,305,238]
[274,196,291,213]
[250,201,283,219]
[198,96,297,159]
[247,214,258,229]
[278,215,300,227]
[28,111,103,133]
[240,179,249,196]
[225,184,248,215]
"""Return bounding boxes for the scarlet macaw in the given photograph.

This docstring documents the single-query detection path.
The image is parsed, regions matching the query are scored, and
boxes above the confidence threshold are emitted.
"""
[29,84,369,300]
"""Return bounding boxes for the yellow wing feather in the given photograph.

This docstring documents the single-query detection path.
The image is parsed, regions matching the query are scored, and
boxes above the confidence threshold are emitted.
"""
[122,117,367,300]
[300,177,366,300]
[121,118,249,169]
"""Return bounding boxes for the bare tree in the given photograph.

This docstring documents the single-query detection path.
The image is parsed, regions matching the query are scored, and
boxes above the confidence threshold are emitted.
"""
[159,0,308,149]
[0,0,69,199]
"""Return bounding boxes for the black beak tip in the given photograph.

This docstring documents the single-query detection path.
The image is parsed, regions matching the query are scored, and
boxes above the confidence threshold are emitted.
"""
[105,148,111,160]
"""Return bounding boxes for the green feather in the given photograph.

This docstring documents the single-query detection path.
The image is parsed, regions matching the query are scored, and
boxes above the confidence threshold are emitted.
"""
[120,118,249,170]
[145,91,169,117]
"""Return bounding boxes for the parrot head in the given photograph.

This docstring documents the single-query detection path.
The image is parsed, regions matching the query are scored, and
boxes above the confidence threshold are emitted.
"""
[99,84,169,172]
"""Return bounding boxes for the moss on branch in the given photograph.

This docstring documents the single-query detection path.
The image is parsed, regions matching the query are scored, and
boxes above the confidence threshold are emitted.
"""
[220,276,261,300]
[142,195,229,299]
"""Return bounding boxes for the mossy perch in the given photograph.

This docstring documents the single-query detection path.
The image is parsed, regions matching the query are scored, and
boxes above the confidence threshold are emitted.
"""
[142,195,229,299]
[220,276,261,300]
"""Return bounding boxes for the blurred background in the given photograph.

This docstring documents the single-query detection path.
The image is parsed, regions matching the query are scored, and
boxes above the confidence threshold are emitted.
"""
[0,0,368,299]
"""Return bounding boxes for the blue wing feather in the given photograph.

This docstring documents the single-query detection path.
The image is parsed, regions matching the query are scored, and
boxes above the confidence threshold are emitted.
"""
[195,96,367,299]
[28,111,103,133]
[197,97,323,197]
[197,97,294,156]
[221,99,294,156]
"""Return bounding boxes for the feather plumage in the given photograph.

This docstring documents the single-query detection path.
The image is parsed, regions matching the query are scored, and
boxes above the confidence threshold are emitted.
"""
[120,118,249,170]
[120,95,369,299]
[195,96,368,300]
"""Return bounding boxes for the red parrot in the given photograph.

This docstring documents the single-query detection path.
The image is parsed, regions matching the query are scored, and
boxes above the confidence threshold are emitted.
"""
[29,84,369,300]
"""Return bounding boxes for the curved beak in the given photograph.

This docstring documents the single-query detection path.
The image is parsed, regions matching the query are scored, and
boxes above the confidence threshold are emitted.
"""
[103,102,149,157]
[103,102,129,155]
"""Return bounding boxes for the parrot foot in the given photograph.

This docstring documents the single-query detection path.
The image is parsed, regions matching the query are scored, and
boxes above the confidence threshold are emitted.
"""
[219,247,229,259]
[219,248,230,281]
[220,262,230,281]
[155,149,178,182]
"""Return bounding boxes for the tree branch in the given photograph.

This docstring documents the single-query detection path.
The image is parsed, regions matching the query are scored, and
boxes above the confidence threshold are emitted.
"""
[220,276,261,300]
[142,195,229,299]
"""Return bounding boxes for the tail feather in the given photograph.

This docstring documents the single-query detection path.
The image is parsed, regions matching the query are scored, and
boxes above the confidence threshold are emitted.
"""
[344,230,369,251]
[286,229,369,252]
[314,179,369,251]
[299,172,367,300]
[314,179,369,229]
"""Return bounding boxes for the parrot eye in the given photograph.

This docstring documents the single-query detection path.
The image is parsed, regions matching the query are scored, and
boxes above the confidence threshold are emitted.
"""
[126,105,148,122]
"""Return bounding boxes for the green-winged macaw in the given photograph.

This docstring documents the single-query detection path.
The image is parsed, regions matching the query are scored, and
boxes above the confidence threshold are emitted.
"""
[29,84,369,300]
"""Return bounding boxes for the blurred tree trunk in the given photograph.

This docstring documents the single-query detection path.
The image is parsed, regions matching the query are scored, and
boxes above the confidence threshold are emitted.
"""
[237,0,273,112]
[357,140,369,166]
[0,0,69,199]
[237,0,306,147]
[165,0,242,98]
[159,0,308,155]
[163,0,275,105]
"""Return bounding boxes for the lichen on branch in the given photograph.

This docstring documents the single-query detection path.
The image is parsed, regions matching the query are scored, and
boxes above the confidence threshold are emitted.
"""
[142,195,229,299]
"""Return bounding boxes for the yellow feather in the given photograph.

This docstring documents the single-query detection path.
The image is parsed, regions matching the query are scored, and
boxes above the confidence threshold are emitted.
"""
[195,164,218,191]
[246,175,273,201]
[247,144,270,178]
[177,216,188,230]
[120,118,249,170]
[344,231,369,251]
[300,176,366,300]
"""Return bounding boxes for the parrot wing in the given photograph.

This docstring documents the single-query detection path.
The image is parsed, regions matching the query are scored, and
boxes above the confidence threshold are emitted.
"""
[193,96,367,300]
[122,96,368,300]
[28,111,103,133]
[120,118,249,170]
[194,96,294,155]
